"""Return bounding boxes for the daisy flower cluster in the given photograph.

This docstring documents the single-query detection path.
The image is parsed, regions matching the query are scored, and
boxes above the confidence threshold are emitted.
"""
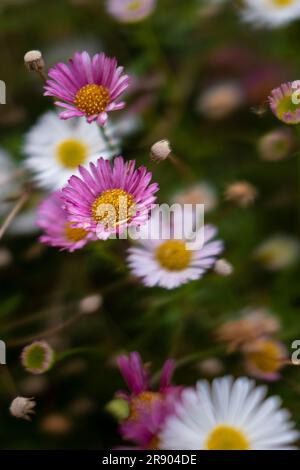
[4,0,300,449]
[21,49,226,288]
[22,51,161,255]
[114,353,299,450]
[216,309,287,381]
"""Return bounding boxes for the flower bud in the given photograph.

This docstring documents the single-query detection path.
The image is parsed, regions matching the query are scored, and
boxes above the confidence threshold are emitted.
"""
[24,50,45,73]
[150,140,172,162]
[21,340,54,375]
[10,396,36,420]
[214,258,233,276]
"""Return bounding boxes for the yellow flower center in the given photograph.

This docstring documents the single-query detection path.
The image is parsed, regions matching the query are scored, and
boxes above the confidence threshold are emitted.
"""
[65,222,87,242]
[276,94,299,121]
[56,139,87,168]
[91,188,136,228]
[74,84,110,116]
[128,1,142,10]
[272,0,294,6]
[206,425,250,450]
[156,240,192,271]
[130,392,162,420]
[246,338,284,374]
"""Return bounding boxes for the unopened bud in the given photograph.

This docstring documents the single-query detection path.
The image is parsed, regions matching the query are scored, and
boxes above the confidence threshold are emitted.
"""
[24,50,44,71]
[150,140,172,162]
[214,259,233,276]
[10,396,36,421]
[79,294,102,314]
[105,398,130,422]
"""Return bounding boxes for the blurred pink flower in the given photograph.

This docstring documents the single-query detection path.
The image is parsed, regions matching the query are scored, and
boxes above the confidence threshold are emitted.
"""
[117,352,181,449]
[44,51,130,126]
[37,191,95,252]
[269,82,300,125]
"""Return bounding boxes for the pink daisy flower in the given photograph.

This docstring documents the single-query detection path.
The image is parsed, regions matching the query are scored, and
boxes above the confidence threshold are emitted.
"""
[269,81,300,125]
[61,156,159,240]
[37,191,95,252]
[44,51,130,126]
[127,207,224,289]
[117,352,181,449]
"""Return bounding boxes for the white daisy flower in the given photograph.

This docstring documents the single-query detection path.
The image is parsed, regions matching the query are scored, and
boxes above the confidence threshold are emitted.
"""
[160,376,299,450]
[127,207,223,289]
[23,111,118,191]
[241,0,300,29]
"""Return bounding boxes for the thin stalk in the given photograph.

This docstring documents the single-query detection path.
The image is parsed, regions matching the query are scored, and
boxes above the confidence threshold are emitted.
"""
[0,191,29,241]
[99,125,119,157]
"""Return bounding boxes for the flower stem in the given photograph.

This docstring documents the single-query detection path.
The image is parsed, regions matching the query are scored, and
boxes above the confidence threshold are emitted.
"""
[99,125,119,157]
[6,312,84,348]
[0,191,29,241]
[169,154,195,183]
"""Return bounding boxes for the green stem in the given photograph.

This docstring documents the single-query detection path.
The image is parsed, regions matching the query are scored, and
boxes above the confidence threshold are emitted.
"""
[99,125,119,157]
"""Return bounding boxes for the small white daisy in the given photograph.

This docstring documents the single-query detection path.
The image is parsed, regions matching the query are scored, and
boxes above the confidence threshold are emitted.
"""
[127,207,223,289]
[160,376,299,450]
[23,111,118,191]
[241,0,300,29]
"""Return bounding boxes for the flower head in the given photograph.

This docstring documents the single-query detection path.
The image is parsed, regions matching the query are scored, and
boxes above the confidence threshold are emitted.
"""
[197,81,244,120]
[172,182,217,213]
[258,127,295,161]
[37,191,95,252]
[150,140,172,163]
[23,111,116,191]
[216,309,280,352]
[127,207,223,289]
[61,156,159,240]
[241,0,300,28]
[21,341,54,375]
[44,51,130,126]
[107,0,156,23]
[117,352,180,449]
[269,82,300,125]
[24,50,45,74]
[224,181,257,207]
[254,234,300,270]
[10,397,36,421]
[242,337,287,381]
[160,376,299,450]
